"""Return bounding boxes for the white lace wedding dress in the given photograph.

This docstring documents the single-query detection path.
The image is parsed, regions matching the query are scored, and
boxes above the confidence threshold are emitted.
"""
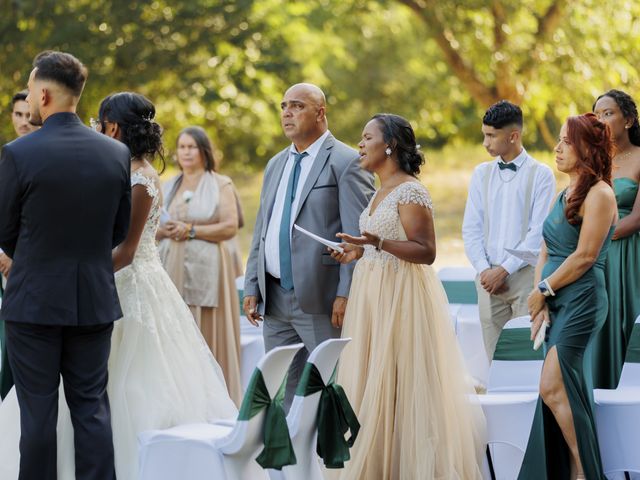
[0,169,238,480]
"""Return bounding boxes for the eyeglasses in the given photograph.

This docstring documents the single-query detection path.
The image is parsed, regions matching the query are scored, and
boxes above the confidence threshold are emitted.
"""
[89,117,103,132]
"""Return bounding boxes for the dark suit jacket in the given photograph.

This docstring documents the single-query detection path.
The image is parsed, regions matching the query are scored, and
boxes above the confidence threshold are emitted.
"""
[0,112,131,326]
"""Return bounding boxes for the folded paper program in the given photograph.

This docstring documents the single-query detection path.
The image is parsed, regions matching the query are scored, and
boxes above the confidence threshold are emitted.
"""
[293,224,344,253]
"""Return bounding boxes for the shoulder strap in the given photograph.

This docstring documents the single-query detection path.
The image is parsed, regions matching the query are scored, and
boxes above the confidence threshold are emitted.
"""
[521,159,539,242]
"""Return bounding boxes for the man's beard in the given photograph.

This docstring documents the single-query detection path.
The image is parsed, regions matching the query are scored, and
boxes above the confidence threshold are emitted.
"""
[29,106,43,126]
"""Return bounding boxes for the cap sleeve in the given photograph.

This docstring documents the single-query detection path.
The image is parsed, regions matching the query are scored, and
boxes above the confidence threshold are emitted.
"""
[396,181,433,210]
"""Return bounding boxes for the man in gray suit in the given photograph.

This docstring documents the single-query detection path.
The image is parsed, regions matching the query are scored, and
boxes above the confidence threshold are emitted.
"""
[244,83,374,407]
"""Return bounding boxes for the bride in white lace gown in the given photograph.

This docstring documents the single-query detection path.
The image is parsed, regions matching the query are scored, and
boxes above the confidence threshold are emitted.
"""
[0,93,237,480]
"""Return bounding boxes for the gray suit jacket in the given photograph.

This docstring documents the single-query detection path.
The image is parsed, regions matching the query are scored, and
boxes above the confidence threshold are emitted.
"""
[244,133,375,315]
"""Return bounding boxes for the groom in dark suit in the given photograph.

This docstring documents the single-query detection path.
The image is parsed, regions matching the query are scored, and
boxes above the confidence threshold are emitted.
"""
[0,51,131,480]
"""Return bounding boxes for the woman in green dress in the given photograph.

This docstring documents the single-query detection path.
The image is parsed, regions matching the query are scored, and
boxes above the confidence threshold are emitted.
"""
[519,113,618,480]
[591,89,640,388]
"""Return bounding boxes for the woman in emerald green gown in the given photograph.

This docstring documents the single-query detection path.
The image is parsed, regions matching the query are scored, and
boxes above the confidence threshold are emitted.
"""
[519,113,618,480]
[591,89,640,388]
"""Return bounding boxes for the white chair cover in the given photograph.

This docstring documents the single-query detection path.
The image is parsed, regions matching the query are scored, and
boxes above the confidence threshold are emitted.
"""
[476,393,538,480]
[269,338,352,480]
[456,304,490,387]
[487,316,542,393]
[594,387,640,479]
[240,331,265,391]
[138,343,304,480]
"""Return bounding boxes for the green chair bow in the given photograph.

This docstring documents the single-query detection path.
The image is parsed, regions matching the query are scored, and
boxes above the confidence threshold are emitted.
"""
[295,362,360,469]
[237,368,296,470]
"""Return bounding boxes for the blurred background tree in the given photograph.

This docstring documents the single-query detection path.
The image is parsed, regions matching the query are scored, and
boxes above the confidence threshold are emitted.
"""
[1,0,639,166]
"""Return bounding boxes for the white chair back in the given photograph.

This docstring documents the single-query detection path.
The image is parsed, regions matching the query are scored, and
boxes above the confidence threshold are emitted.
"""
[477,393,538,480]
[619,363,640,388]
[594,387,640,477]
[270,338,351,480]
[220,343,304,458]
[487,316,542,393]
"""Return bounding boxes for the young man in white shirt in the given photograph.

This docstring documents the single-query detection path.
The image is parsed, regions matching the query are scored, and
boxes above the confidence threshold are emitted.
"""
[462,100,556,363]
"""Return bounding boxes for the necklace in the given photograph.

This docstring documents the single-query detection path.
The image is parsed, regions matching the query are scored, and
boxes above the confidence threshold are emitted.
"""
[614,148,634,162]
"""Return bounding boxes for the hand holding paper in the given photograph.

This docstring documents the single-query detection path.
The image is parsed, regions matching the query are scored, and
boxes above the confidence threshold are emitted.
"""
[293,224,344,253]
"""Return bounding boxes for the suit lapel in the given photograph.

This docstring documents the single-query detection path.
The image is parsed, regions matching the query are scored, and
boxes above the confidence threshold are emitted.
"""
[293,134,334,222]
[262,149,290,232]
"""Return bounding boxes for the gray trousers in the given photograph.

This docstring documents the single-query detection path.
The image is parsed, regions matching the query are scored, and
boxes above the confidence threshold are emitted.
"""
[263,275,340,410]
[475,265,535,361]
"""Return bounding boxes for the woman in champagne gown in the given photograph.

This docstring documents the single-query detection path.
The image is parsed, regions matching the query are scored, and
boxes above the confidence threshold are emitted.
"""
[331,114,485,479]
[0,93,237,480]
[591,90,640,388]
[519,113,617,479]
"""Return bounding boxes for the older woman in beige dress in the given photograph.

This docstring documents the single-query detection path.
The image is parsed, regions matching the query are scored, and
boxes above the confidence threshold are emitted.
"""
[157,126,242,405]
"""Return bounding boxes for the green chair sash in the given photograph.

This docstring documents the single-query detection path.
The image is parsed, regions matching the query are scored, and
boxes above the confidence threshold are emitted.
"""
[493,328,544,361]
[296,362,360,469]
[237,369,296,470]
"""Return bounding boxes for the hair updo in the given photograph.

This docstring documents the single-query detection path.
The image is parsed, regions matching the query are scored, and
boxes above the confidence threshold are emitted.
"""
[98,92,165,172]
[371,113,425,176]
[564,112,613,224]
[593,89,640,147]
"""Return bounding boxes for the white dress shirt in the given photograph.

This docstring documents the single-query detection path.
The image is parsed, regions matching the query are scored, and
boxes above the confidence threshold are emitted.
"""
[462,148,556,275]
[265,130,331,278]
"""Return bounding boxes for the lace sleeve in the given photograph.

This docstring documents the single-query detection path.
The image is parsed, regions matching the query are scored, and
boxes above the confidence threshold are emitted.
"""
[131,170,159,199]
[396,181,433,210]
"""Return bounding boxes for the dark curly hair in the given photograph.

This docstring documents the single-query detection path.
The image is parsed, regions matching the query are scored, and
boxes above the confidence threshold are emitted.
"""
[98,92,165,172]
[176,126,216,172]
[483,100,523,129]
[564,113,613,224]
[592,89,640,147]
[371,113,425,176]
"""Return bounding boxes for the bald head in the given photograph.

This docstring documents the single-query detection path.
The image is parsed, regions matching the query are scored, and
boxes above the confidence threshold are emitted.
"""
[280,83,328,151]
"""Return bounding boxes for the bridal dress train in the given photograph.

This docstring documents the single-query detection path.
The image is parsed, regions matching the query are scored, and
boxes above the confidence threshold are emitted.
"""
[0,169,237,480]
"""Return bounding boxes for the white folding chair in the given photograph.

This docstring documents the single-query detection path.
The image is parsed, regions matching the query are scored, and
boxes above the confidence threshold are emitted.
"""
[138,343,304,480]
[240,331,266,391]
[594,387,640,479]
[487,316,543,393]
[476,392,539,480]
[456,304,490,388]
[269,338,353,480]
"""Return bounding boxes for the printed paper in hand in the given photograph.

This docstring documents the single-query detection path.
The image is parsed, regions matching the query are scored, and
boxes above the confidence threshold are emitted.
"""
[293,224,344,253]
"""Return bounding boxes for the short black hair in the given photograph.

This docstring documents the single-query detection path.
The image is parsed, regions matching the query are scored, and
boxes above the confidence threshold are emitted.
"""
[483,100,523,129]
[32,51,87,97]
[11,90,28,108]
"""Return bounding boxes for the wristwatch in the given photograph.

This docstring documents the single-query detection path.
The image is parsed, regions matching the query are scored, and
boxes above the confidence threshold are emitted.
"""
[537,279,554,297]
[188,224,196,240]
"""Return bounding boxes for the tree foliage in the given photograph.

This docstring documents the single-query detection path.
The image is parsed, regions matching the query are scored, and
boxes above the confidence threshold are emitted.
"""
[1,0,639,165]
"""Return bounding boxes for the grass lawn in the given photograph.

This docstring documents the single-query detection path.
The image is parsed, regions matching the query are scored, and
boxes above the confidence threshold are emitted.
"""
[179,144,567,271]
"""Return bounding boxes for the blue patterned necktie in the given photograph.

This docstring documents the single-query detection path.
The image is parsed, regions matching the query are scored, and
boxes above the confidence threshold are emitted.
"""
[498,161,517,172]
[279,151,308,290]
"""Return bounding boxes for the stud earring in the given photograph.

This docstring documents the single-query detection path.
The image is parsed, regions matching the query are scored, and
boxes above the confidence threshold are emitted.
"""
[385,147,392,156]
[510,140,514,144]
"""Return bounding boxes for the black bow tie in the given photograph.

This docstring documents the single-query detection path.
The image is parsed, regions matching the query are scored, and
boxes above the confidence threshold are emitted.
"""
[498,161,517,172]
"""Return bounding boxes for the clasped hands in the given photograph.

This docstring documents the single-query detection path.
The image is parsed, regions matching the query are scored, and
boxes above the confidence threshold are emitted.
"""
[329,231,378,264]
[479,266,509,295]
[159,220,190,242]
[527,287,551,341]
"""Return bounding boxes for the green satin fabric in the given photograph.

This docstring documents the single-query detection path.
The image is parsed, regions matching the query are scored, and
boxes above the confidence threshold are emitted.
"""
[591,177,640,388]
[519,191,612,480]
[295,362,360,469]
[237,369,296,470]
[493,328,544,361]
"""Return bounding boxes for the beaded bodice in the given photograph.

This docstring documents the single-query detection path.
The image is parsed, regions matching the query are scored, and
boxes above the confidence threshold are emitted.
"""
[130,169,162,264]
[359,181,433,267]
